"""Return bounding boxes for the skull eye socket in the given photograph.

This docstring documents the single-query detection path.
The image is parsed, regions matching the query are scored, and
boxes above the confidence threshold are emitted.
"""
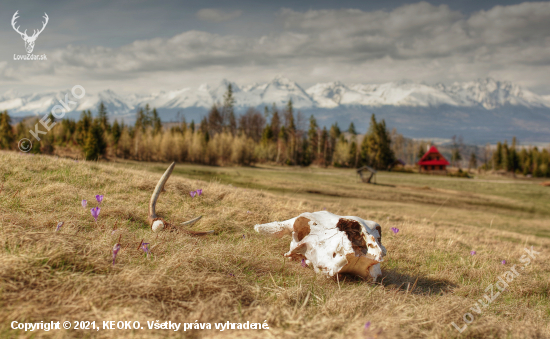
[368,244,375,248]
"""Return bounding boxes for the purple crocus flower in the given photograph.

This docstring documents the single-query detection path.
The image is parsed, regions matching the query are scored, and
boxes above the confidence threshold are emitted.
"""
[391,227,399,234]
[91,207,101,222]
[141,242,150,257]
[364,321,371,330]
[301,259,307,268]
[196,189,203,196]
[501,260,506,265]
[190,191,197,198]
[470,251,476,256]
[229,273,235,277]
[81,199,87,208]
[55,222,64,232]
[242,234,245,239]
[95,195,104,204]
[112,243,121,266]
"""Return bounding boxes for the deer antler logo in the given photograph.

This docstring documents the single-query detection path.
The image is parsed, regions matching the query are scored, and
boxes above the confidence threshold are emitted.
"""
[12,10,49,54]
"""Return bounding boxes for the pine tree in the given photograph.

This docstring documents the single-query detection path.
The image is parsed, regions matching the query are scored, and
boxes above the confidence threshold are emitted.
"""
[493,142,503,170]
[152,108,162,135]
[112,119,122,156]
[348,122,357,135]
[207,104,223,135]
[83,119,106,160]
[135,108,145,133]
[270,111,280,141]
[0,111,14,149]
[307,115,319,163]
[360,114,395,169]
[76,110,92,146]
[97,102,110,132]
[223,84,235,127]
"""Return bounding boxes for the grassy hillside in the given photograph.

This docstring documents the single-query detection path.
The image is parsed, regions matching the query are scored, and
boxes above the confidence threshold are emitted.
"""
[1,151,549,338]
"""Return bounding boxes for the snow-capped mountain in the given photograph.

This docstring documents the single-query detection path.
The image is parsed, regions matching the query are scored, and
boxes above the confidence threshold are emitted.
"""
[308,78,550,109]
[3,77,549,117]
[3,77,550,143]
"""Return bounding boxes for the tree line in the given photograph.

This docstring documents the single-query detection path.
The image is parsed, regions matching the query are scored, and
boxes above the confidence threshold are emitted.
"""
[0,85,398,169]
[1,84,548,177]
[479,138,550,177]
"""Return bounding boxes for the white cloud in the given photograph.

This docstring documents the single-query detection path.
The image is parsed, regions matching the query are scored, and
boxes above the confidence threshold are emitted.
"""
[196,8,242,22]
[3,2,550,94]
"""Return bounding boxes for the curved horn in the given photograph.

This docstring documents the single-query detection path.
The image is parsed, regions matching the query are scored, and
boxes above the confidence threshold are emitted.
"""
[181,215,202,226]
[148,162,176,225]
[148,162,214,235]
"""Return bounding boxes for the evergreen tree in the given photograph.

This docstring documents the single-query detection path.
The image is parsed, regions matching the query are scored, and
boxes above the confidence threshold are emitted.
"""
[83,119,107,160]
[307,115,319,163]
[348,122,357,135]
[135,108,145,133]
[270,111,281,141]
[189,120,195,133]
[0,111,14,149]
[97,102,110,132]
[152,108,162,135]
[207,104,223,135]
[76,110,92,146]
[360,114,395,169]
[199,117,209,142]
[493,142,503,170]
[112,119,122,156]
[223,84,235,127]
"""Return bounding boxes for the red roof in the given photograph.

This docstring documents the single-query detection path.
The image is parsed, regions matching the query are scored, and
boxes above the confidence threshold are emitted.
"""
[418,146,450,166]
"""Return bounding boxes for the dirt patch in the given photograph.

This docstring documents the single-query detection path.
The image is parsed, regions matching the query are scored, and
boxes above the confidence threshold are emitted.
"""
[293,217,311,242]
[336,218,367,255]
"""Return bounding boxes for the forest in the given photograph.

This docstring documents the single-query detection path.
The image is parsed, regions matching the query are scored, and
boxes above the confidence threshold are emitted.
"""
[0,85,549,177]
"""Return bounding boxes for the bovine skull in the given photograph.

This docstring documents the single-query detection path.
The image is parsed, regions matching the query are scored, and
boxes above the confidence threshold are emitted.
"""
[254,211,386,281]
[12,11,49,54]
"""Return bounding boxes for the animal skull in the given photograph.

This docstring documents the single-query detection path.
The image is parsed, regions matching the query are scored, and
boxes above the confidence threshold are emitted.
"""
[254,211,386,281]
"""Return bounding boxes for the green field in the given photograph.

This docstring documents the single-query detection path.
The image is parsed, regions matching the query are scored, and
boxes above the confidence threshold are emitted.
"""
[1,152,549,338]
[114,160,550,238]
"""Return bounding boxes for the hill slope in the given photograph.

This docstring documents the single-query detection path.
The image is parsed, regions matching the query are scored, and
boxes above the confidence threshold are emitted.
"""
[1,152,549,338]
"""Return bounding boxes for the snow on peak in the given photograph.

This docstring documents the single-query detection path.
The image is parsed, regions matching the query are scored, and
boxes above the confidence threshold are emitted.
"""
[2,77,549,117]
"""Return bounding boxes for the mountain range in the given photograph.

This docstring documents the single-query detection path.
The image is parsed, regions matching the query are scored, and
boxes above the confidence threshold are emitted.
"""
[2,77,550,144]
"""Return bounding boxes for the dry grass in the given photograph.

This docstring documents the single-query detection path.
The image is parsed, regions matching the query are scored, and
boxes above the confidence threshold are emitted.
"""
[1,151,549,339]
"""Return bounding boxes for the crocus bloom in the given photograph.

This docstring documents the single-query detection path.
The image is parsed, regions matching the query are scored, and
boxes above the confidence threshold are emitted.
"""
[95,195,104,204]
[391,227,399,234]
[190,191,197,198]
[141,243,150,257]
[229,273,235,277]
[364,321,371,330]
[91,207,101,222]
[301,259,307,268]
[81,199,87,208]
[196,189,203,196]
[470,251,476,255]
[501,260,506,264]
[112,243,121,265]
[55,222,64,232]
[242,234,245,239]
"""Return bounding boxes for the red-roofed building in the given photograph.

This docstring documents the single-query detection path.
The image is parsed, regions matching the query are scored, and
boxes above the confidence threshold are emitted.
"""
[418,146,450,173]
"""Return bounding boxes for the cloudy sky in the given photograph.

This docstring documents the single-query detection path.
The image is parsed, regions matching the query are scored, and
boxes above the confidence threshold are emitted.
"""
[1,0,549,95]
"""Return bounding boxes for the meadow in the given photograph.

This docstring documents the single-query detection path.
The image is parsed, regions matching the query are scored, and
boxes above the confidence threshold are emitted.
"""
[1,151,549,338]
